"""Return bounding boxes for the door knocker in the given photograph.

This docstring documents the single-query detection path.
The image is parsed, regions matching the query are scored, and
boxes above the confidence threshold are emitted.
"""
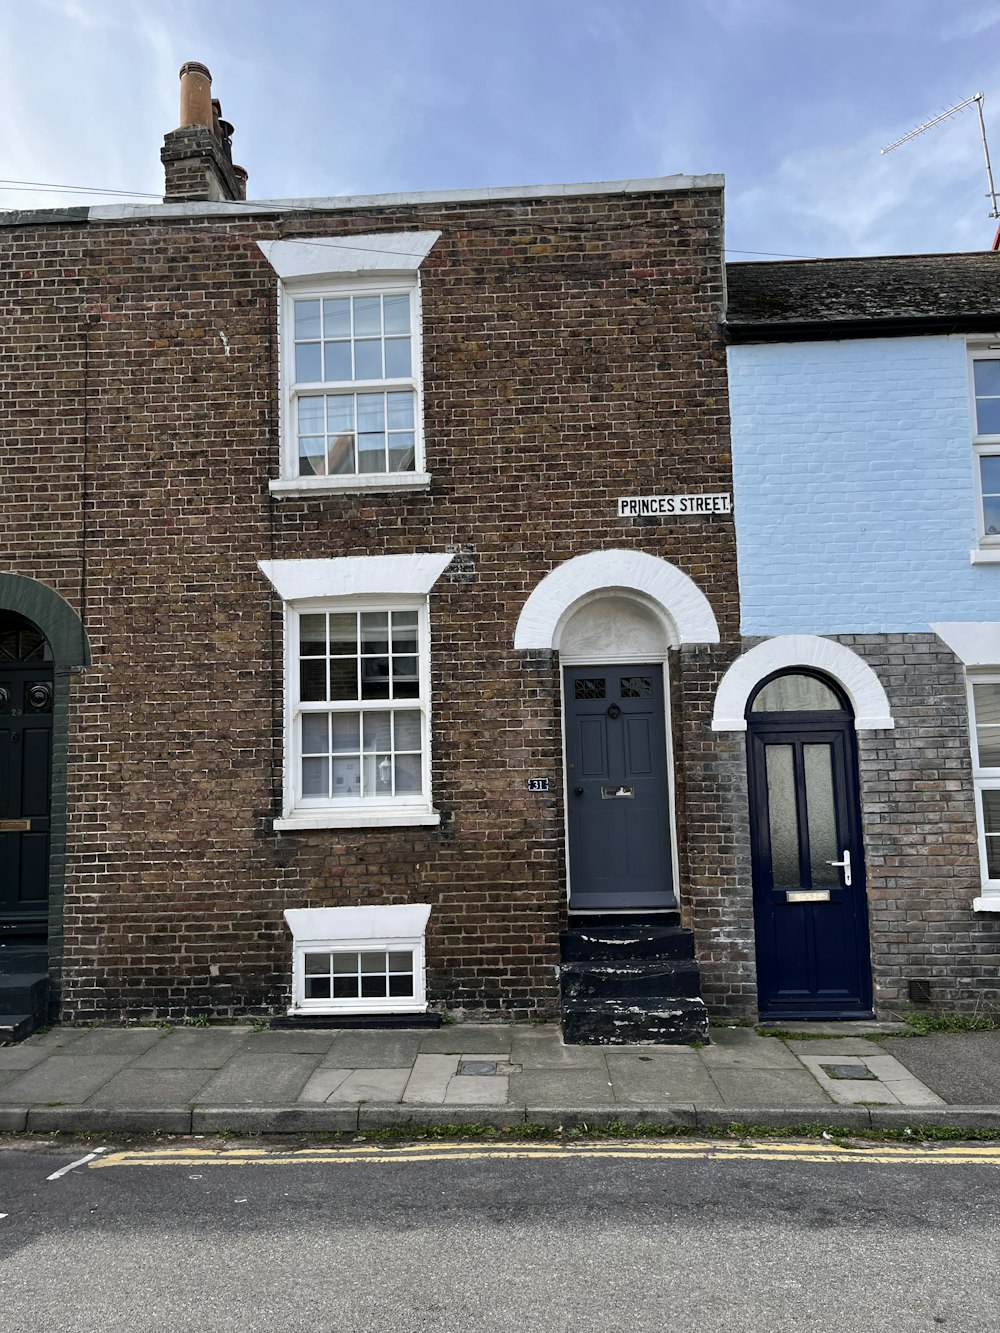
[607,704,621,720]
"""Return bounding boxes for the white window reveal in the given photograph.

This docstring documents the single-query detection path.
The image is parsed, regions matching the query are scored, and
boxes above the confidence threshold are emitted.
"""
[258,232,440,499]
[966,674,1000,910]
[971,352,1000,558]
[258,554,453,831]
[285,905,431,1016]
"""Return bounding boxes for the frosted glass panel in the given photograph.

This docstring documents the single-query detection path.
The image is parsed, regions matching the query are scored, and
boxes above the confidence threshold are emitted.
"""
[765,745,800,888]
[753,673,841,713]
[804,743,838,886]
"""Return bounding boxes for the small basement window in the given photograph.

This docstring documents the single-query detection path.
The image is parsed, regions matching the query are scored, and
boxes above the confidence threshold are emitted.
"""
[284,904,431,1015]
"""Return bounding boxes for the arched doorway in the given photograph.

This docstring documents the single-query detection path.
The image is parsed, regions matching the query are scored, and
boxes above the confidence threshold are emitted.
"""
[0,612,54,945]
[746,669,873,1019]
[560,595,675,911]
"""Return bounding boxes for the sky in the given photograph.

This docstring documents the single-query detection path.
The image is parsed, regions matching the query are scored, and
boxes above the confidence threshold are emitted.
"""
[2,0,1000,260]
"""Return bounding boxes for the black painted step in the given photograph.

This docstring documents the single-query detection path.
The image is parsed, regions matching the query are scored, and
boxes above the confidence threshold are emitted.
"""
[0,1014,35,1043]
[561,958,703,1002]
[568,912,681,930]
[560,925,695,963]
[562,997,709,1046]
[0,973,48,1019]
[0,947,48,975]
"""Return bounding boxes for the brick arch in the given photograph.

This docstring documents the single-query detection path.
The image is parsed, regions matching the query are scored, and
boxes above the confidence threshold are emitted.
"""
[712,634,894,732]
[0,573,89,667]
[513,549,720,651]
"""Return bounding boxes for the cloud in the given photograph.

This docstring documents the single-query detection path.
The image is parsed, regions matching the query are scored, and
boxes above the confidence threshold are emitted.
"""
[729,88,1000,257]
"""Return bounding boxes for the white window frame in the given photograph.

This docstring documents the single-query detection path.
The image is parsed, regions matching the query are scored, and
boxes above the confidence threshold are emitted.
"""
[969,346,1000,559]
[966,671,1000,909]
[285,906,431,1016]
[272,273,430,498]
[276,593,439,831]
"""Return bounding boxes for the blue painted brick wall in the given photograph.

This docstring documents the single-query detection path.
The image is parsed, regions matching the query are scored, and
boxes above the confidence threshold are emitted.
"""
[727,335,996,634]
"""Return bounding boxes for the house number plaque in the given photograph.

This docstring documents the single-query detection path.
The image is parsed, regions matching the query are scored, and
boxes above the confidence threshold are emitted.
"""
[527,779,550,792]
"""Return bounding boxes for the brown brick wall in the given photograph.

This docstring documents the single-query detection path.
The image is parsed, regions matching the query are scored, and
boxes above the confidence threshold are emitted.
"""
[0,187,739,1020]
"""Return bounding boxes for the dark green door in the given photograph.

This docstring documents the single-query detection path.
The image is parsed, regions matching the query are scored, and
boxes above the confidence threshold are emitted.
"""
[0,614,53,943]
[564,665,674,911]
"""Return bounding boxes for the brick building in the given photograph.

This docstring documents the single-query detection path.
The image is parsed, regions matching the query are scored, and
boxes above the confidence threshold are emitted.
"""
[0,65,745,1037]
[725,252,1000,1018]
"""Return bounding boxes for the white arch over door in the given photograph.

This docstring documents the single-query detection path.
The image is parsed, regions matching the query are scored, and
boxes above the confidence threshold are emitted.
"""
[712,634,894,731]
[513,549,720,651]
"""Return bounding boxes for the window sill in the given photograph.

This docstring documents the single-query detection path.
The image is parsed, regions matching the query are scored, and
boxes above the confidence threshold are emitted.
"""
[275,808,441,832]
[973,894,1000,912]
[270,473,431,499]
[969,547,1000,564]
[286,1001,428,1016]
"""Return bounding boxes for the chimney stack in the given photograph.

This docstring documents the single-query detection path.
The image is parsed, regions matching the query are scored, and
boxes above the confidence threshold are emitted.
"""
[161,62,248,202]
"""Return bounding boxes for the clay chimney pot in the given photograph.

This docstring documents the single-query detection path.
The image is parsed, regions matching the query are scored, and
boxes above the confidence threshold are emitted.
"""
[178,61,213,130]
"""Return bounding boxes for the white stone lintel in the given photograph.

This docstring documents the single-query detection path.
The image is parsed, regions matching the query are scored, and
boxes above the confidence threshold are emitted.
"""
[258,553,453,602]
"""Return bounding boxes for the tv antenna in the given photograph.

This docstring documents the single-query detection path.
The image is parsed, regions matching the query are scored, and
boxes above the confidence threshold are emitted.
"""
[881,91,999,219]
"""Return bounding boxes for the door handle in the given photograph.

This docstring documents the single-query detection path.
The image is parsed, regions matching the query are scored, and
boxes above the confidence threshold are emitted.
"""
[826,849,852,886]
[574,787,584,796]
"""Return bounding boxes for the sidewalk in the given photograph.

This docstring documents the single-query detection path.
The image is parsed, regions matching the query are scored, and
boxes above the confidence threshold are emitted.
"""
[2,1021,1000,1136]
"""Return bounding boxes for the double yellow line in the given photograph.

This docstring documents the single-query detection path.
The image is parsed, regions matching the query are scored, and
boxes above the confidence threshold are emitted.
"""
[89,1139,1000,1169]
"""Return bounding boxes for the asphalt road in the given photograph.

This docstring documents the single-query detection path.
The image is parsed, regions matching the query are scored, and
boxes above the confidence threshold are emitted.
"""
[1,1136,998,1332]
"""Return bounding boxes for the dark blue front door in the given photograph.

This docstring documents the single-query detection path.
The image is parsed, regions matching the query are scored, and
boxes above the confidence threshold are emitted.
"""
[747,674,872,1019]
[564,665,674,911]
[0,613,54,943]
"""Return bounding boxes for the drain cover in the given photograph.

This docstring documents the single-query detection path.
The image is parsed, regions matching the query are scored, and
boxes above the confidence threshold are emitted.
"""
[820,1062,877,1080]
[458,1060,498,1076]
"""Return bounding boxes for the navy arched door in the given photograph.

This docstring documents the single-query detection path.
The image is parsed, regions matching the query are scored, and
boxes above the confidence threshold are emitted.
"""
[747,671,873,1019]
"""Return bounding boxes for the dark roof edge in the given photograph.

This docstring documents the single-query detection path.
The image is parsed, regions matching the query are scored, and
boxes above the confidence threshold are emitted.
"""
[724,314,1000,344]
[0,206,92,227]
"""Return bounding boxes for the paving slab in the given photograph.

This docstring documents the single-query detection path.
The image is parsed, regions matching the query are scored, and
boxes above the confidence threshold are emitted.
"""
[785,1038,883,1057]
[16,1028,86,1052]
[706,1066,833,1107]
[509,1067,617,1108]
[132,1029,252,1069]
[0,1068,33,1090]
[297,1068,353,1103]
[81,1068,214,1108]
[245,1030,343,1055]
[607,1053,718,1105]
[57,1029,162,1058]
[882,1032,1000,1106]
[443,1075,509,1105]
[509,1029,608,1069]
[402,1054,459,1103]
[194,1053,320,1105]
[701,1032,802,1070]
[796,1054,900,1105]
[0,1056,127,1105]
[0,1044,53,1069]
[328,1068,410,1103]
[418,1026,512,1055]
[319,1031,423,1068]
[765,1021,912,1036]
